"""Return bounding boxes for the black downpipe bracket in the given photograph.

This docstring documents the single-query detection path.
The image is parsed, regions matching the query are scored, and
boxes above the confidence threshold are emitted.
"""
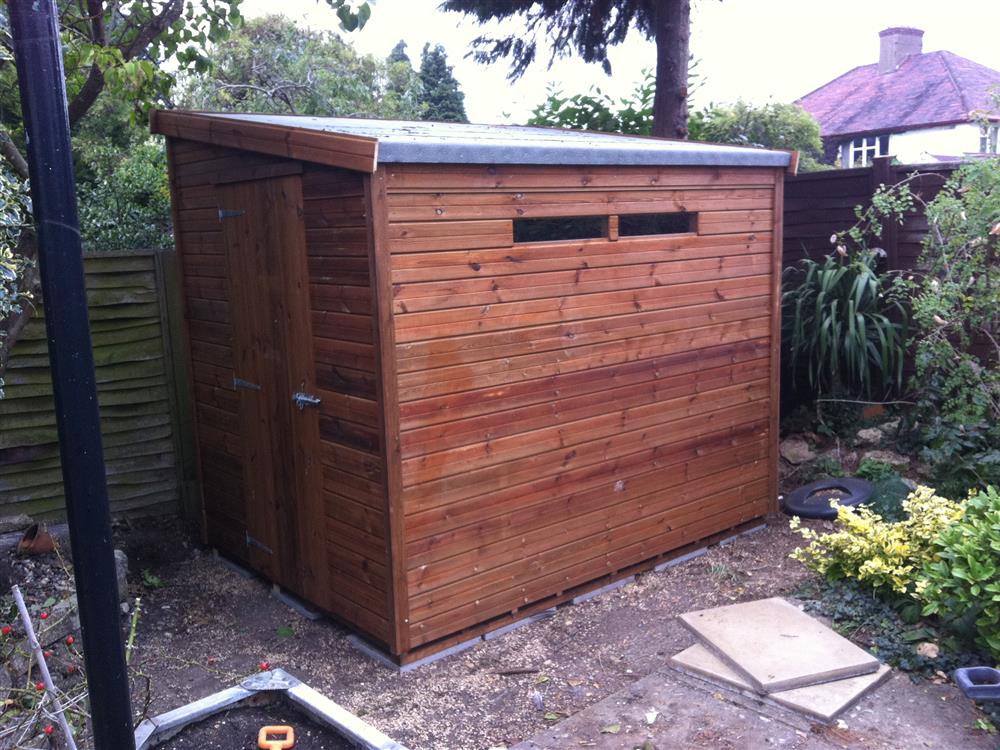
[8,1,136,748]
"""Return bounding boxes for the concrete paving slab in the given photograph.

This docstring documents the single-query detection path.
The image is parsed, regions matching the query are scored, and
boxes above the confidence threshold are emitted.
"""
[678,597,880,693]
[671,643,892,722]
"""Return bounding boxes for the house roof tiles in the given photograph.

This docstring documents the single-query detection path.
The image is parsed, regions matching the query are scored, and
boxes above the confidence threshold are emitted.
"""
[797,50,1000,138]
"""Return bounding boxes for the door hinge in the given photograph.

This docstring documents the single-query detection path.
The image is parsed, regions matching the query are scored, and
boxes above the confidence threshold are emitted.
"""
[246,533,273,555]
[233,377,261,391]
[218,208,246,221]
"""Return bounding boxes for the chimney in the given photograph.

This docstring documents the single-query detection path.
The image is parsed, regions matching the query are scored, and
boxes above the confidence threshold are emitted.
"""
[879,27,924,73]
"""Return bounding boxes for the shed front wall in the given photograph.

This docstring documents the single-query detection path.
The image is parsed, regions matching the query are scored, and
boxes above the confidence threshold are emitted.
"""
[166,140,394,648]
[380,163,782,652]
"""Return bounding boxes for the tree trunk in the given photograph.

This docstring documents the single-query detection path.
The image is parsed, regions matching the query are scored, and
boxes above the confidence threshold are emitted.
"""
[651,0,690,139]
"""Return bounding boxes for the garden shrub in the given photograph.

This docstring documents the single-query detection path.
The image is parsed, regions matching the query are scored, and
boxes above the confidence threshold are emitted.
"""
[790,486,964,595]
[904,159,1000,495]
[782,185,912,400]
[918,486,1000,658]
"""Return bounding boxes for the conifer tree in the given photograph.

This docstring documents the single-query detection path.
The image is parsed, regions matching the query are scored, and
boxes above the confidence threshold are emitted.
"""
[418,44,469,123]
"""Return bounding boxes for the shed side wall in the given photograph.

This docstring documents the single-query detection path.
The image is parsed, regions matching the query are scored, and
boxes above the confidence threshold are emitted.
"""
[384,163,780,650]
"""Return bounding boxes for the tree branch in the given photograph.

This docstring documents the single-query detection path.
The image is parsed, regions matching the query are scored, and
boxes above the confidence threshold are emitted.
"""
[0,229,39,380]
[0,129,29,181]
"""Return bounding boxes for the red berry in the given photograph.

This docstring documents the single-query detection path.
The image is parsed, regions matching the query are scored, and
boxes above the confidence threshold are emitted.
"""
[44,725,54,736]
[39,612,48,620]
[43,650,52,659]
[258,661,270,672]
[65,635,75,645]
[1,625,11,636]
[35,682,45,691]
[66,664,77,674]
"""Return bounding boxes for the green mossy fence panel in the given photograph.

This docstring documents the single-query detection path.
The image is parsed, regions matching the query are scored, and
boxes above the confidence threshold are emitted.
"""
[0,251,191,522]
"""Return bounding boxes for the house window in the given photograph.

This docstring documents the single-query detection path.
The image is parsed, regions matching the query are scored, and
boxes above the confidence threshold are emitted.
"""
[980,125,999,154]
[848,135,889,167]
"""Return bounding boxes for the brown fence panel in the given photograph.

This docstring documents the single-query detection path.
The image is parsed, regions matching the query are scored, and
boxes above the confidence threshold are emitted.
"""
[783,158,957,272]
[0,250,190,521]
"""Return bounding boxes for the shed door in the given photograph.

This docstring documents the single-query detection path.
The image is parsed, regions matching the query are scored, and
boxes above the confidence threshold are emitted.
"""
[217,174,327,605]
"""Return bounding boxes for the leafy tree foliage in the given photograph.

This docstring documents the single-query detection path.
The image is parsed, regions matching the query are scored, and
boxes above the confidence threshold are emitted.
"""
[418,43,468,123]
[528,79,828,172]
[0,0,243,386]
[77,141,172,252]
[441,0,692,138]
[694,100,827,171]
[903,159,1000,495]
[182,15,423,119]
[527,72,654,135]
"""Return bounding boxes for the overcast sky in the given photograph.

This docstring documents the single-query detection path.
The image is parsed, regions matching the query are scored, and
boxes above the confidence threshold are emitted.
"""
[238,0,1000,123]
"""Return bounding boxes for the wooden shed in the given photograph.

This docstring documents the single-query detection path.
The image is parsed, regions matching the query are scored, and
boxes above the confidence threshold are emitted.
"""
[151,111,793,665]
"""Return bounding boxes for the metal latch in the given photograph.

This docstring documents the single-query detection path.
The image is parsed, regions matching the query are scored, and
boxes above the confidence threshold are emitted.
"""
[233,377,261,391]
[218,208,245,220]
[292,392,321,410]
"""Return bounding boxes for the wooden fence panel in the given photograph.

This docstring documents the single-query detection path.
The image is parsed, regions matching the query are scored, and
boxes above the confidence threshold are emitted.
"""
[783,158,956,272]
[0,251,187,521]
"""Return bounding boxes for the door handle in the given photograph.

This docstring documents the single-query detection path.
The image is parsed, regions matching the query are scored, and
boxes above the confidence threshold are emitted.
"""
[292,392,321,411]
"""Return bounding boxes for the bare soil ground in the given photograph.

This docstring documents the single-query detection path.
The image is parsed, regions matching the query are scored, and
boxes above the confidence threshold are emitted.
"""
[4,514,996,750]
[156,702,354,749]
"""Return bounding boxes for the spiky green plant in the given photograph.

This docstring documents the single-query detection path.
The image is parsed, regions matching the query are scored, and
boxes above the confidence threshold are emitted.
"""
[783,247,908,399]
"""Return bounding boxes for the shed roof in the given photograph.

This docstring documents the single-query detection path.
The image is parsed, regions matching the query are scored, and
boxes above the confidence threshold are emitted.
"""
[151,110,794,174]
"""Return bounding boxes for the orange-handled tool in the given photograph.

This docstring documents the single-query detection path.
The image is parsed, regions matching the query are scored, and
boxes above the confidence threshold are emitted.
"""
[257,725,295,749]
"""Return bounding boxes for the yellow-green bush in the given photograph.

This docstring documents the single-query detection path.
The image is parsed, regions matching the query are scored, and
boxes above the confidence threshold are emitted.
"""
[918,486,1000,657]
[790,486,964,595]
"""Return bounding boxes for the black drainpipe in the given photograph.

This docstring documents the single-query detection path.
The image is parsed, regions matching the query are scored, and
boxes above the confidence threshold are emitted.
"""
[8,1,136,747]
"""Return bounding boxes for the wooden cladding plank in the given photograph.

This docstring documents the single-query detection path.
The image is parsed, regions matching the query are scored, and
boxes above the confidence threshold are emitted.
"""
[409,481,770,646]
[394,275,771,341]
[406,419,767,545]
[385,164,778,191]
[698,209,774,235]
[386,188,773,222]
[365,166,410,654]
[154,114,378,172]
[402,399,769,515]
[399,337,769,432]
[389,233,771,284]
[387,219,513,252]
[401,357,769,458]
[401,378,768,486]
[407,453,768,597]
[396,307,771,401]
[392,253,772,313]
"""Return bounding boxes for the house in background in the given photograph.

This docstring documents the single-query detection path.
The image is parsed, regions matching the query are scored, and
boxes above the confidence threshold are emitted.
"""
[797,27,1000,167]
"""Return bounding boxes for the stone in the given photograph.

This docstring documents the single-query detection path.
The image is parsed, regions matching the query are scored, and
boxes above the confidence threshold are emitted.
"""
[860,450,909,468]
[779,437,816,465]
[114,549,128,601]
[879,419,901,435]
[0,514,33,535]
[678,597,880,694]
[855,427,883,445]
[671,643,892,722]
